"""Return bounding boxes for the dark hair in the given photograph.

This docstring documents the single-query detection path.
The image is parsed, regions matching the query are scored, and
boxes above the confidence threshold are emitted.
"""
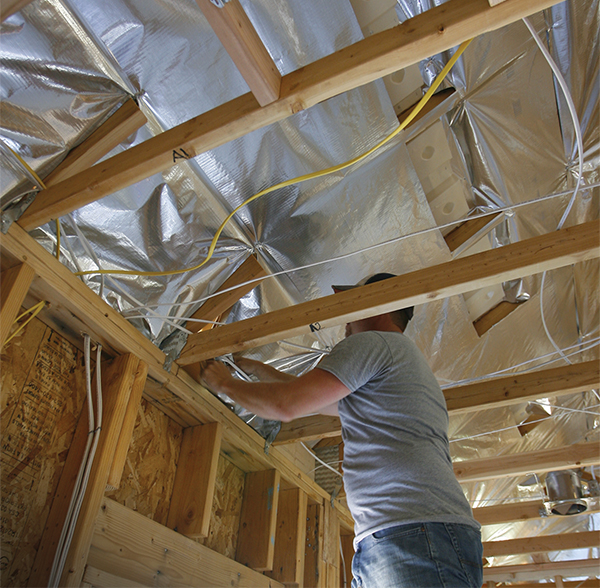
[364,273,414,330]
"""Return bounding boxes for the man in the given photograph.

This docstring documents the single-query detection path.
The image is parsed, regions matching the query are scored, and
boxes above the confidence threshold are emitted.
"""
[202,273,483,588]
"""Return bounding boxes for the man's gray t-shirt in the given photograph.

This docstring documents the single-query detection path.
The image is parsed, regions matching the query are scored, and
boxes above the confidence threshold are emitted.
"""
[317,331,479,547]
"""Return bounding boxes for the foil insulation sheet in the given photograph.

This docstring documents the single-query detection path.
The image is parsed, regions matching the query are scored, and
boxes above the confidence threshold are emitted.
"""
[1,0,599,574]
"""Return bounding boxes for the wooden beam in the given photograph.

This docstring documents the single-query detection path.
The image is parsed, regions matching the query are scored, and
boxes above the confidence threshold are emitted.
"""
[106,360,148,490]
[1,0,32,20]
[304,503,324,588]
[275,360,600,443]
[474,497,600,527]
[186,254,267,333]
[444,212,503,252]
[483,559,600,583]
[82,566,144,588]
[195,0,280,106]
[473,300,520,336]
[43,99,147,187]
[166,422,222,539]
[0,221,351,532]
[397,88,455,127]
[179,220,600,363]
[483,530,600,558]
[17,0,563,230]
[340,534,354,588]
[453,442,600,483]
[60,354,142,587]
[88,497,283,588]
[267,487,308,586]
[236,469,281,571]
[0,262,35,349]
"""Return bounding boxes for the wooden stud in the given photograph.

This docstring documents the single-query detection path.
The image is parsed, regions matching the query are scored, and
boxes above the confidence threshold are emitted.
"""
[106,360,148,490]
[267,487,308,586]
[304,503,325,588]
[179,220,600,363]
[473,499,599,526]
[88,498,283,588]
[195,0,280,107]
[483,530,600,557]
[236,469,281,571]
[186,254,267,333]
[166,422,223,539]
[340,535,354,588]
[453,442,600,483]
[0,262,35,349]
[322,500,340,570]
[59,354,141,587]
[43,99,147,187]
[16,0,564,230]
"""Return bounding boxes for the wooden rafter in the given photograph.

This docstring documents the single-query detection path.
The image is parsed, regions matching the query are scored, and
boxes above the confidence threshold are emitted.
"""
[195,0,280,107]
[274,360,600,444]
[453,442,600,483]
[43,98,147,187]
[17,0,563,231]
[178,220,600,364]
[0,0,32,21]
[186,254,266,333]
[483,530,600,557]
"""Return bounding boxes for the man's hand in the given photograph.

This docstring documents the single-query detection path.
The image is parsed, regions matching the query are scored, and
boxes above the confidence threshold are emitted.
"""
[201,360,234,393]
[235,357,296,382]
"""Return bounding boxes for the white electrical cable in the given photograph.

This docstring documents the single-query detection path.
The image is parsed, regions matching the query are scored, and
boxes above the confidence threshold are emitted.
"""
[339,537,348,588]
[48,334,94,587]
[49,338,103,587]
[439,336,600,389]
[301,442,343,478]
[121,182,600,316]
[523,17,586,366]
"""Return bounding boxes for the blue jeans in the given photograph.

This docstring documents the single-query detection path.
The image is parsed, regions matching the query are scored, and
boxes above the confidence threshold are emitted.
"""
[351,522,483,588]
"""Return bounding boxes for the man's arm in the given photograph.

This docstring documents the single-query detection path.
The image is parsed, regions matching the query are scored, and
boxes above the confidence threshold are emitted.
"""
[201,361,350,422]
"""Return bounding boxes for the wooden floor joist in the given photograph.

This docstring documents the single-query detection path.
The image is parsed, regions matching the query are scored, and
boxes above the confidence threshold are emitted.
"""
[17,0,563,231]
[179,220,600,363]
[275,360,600,444]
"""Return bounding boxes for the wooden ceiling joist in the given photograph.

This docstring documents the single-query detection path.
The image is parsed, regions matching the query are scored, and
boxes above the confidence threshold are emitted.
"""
[274,360,600,444]
[453,442,600,483]
[483,558,600,583]
[195,0,281,107]
[483,530,600,558]
[17,0,563,231]
[178,220,600,364]
[473,499,600,526]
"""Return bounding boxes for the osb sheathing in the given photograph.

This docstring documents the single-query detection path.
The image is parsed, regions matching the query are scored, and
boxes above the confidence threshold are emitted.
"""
[1,316,85,587]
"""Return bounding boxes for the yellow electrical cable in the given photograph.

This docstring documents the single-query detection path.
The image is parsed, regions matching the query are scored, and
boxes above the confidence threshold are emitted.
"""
[4,144,61,259]
[3,301,47,347]
[72,38,473,278]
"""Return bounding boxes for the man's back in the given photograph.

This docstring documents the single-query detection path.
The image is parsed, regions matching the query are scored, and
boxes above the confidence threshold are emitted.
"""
[317,330,478,547]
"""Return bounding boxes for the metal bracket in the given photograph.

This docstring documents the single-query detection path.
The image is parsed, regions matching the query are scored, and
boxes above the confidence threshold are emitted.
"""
[330,482,343,507]
[209,0,231,7]
[263,421,281,455]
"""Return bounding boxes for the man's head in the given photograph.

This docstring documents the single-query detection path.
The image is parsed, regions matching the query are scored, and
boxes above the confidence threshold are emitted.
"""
[332,273,414,336]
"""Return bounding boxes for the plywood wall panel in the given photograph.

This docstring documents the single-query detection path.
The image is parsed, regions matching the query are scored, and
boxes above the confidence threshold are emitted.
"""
[105,398,182,526]
[1,319,85,587]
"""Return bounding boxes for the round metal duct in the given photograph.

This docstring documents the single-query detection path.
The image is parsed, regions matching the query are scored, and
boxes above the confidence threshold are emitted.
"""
[545,470,588,516]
